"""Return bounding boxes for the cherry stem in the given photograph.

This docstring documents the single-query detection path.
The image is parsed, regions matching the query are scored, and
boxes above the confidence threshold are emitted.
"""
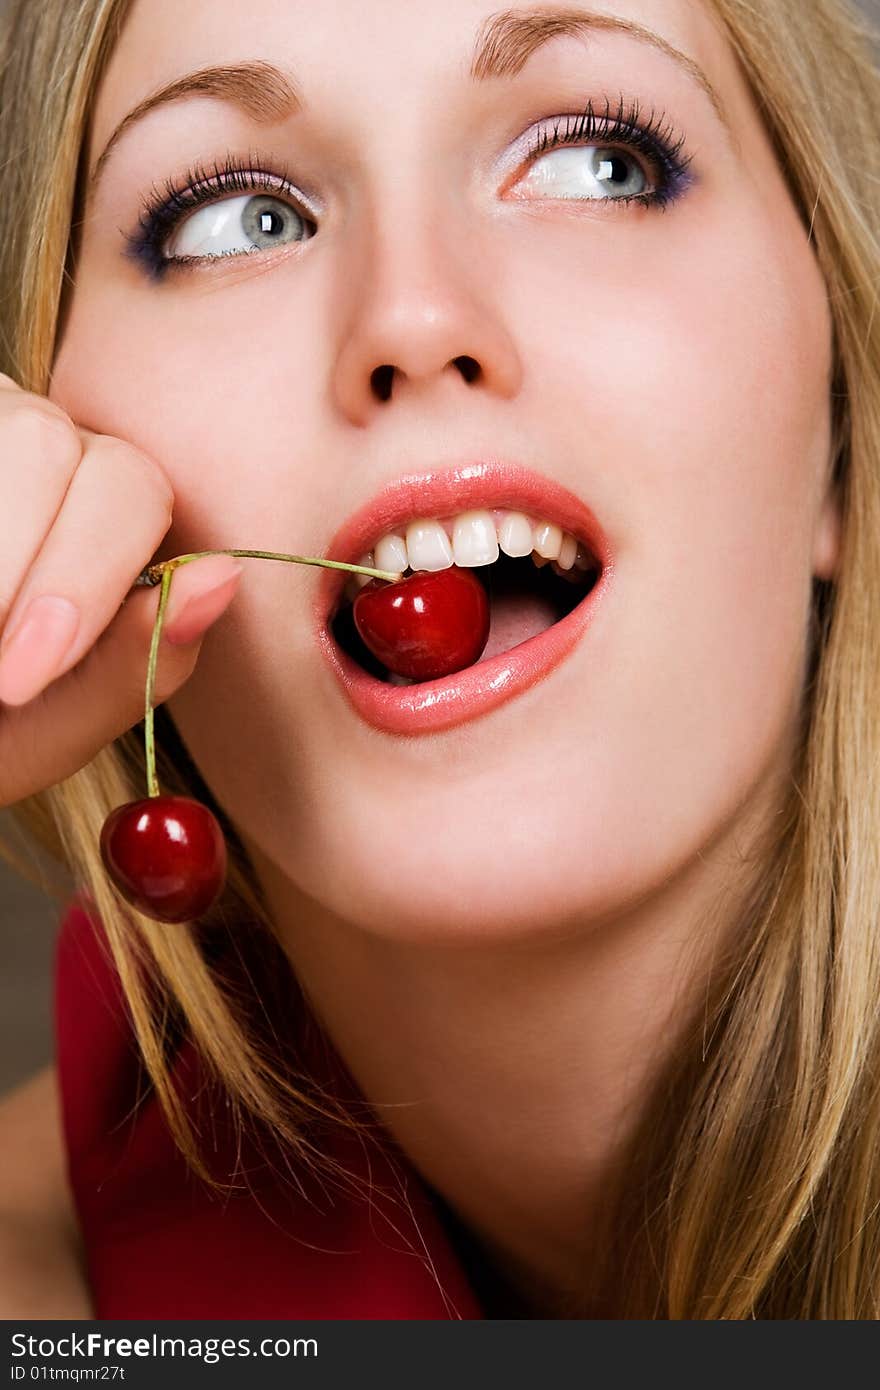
[144,565,175,798]
[140,548,404,799]
[136,549,402,588]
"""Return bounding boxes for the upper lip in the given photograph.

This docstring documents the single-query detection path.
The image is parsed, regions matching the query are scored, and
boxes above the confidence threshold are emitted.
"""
[320,458,611,619]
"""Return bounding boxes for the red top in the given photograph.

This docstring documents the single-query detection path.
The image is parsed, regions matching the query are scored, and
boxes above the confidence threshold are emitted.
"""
[53,895,486,1319]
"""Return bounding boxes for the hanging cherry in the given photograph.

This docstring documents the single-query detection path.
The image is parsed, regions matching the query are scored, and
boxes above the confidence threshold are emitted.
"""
[353,565,490,680]
[99,546,403,922]
[100,795,227,924]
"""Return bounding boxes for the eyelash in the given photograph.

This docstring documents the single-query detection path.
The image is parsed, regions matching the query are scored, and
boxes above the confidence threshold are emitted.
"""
[123,94,695,282]
[123,154,304,281]
[523,95,694,204]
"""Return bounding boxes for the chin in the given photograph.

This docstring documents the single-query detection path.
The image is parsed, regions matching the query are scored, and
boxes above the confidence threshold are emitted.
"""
[280,803,647,947]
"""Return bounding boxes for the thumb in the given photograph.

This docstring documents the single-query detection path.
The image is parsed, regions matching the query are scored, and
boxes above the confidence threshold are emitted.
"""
[159,554,245,647]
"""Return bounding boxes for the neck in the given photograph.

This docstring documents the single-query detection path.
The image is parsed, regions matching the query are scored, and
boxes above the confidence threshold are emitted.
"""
[243,758,788,1317]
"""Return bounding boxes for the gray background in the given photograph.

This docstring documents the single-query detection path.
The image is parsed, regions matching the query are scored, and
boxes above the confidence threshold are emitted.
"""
[2,0,879,1095]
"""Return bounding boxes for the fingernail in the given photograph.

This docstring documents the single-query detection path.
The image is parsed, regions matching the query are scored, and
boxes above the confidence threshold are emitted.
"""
[0,595,80,705]
[164,561,244,646]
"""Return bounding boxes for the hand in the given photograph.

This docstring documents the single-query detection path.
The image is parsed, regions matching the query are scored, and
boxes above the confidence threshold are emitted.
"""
[0,374,242,807]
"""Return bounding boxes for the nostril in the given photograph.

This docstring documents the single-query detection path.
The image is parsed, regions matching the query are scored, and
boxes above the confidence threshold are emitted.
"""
[371,359,480,396]
[455,356,481,383]
[371,365,394,401]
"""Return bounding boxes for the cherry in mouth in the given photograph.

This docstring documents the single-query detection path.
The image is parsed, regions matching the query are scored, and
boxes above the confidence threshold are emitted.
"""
[353,565,491,680]
[331,550,601,684]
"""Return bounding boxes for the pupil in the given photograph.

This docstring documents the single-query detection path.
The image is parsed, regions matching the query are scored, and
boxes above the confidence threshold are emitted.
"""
[596,154,627,184]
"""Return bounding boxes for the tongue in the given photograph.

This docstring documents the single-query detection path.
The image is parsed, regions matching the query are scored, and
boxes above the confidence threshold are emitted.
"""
[477,590,559,664]
[384,589,559,686]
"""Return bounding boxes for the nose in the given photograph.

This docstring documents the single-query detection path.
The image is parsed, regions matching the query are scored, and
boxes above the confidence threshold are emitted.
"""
[331,193,523,426]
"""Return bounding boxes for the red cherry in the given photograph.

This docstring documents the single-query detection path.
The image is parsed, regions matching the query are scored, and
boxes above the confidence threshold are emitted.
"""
[352,565,490,680]
[100,795,227,923]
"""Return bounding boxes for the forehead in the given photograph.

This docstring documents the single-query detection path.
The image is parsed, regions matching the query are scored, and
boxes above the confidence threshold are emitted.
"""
[88,0,737,156]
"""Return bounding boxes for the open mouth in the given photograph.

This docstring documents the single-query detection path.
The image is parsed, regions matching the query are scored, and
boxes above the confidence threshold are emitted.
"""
[315,465,613,734]
[329,540,603,686]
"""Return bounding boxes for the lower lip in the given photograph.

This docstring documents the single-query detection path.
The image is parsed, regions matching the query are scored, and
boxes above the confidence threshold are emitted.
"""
[314,565,612,736]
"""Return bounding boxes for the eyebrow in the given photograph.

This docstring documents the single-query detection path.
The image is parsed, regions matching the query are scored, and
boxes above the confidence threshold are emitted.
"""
[89,6,728,195]
[472,7,728,126]
[89,59,297,193]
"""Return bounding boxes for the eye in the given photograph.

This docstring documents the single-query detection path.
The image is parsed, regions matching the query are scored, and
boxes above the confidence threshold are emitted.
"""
[505,98,696,212]
[166,192,311,260]
[515,143,649,201]
[122,153,319,281]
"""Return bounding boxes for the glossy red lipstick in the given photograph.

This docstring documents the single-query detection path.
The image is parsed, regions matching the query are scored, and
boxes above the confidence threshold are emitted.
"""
[314,460,614,736]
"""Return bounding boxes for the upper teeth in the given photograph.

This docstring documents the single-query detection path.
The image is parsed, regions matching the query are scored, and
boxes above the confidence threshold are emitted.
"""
[343,508,594,599]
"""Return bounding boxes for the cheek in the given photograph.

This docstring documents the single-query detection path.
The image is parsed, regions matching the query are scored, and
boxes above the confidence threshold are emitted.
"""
[510,185,831,635]
[49,261,337,548]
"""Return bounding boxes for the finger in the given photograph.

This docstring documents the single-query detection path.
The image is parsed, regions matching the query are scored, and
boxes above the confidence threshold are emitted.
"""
[0,545,244,710]
[0,558,242,807]
[0,432,175,705]
[0,394,84,618]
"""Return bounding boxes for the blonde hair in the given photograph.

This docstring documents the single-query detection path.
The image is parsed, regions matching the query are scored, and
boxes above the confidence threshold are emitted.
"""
[0,0,878,1318]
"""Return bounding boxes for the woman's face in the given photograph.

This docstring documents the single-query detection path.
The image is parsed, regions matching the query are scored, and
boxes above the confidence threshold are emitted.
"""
[50,0,840,943]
